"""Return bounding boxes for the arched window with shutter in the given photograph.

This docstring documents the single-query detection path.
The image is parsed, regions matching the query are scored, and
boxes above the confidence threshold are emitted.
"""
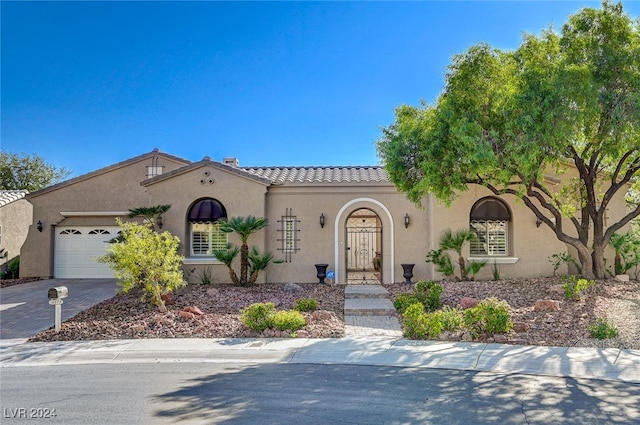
[187,198,228,257]
[469,197,511,256]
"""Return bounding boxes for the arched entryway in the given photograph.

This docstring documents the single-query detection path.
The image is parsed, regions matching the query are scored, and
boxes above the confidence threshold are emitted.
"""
[345,208,382,284]
[334,198,395,284]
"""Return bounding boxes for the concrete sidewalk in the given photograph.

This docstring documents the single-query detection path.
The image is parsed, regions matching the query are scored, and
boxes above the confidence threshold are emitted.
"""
[2,337,638,384]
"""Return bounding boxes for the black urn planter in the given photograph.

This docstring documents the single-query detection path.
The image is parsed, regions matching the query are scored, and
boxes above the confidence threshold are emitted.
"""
[401,263,415,284]
[315,263,329,284]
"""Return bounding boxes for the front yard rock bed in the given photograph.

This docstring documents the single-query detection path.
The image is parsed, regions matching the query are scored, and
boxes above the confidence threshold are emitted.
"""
[29,283,345,342]
[385,277,640,349]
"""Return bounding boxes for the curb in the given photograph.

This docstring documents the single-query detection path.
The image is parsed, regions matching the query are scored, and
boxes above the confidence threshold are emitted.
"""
[1,337,638,384]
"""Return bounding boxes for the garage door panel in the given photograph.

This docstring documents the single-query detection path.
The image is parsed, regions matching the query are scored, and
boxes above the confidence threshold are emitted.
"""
[55,226,119,278]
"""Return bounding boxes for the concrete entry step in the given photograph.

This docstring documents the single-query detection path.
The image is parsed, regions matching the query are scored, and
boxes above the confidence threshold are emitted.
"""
[344,298,396,316]
[345,284,389,299]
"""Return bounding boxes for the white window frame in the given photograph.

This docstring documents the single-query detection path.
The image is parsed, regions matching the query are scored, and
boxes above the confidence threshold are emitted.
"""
[470,220,508,256]
[190,222,228,256]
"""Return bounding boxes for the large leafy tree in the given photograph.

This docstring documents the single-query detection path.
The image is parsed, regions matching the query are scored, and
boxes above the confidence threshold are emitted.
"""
[0,151,71,191]
[377,1,640,279]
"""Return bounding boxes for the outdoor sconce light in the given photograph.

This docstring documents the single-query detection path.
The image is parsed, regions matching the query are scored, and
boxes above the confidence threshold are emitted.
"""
[320,213,325,228]
[37,220,43,232]
[157,215,163,229]
[536,217,542,228]
[404,213,410,228]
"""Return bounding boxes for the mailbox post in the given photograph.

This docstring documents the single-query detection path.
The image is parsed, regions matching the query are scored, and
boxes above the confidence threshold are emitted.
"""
[47,286,68,333]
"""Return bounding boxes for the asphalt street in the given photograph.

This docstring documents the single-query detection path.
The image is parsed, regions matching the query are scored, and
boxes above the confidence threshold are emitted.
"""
[2,362,640,424]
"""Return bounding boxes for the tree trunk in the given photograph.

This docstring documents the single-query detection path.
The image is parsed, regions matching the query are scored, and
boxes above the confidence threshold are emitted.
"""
[575,245,595,280]
[592,242,607,279]
[228,269,239,285]
[457,254,468,280]
[240,243,249,285]
[152,284,167,313]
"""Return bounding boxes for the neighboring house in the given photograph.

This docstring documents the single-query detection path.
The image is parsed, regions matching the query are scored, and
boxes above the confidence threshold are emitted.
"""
[19,149,627,283]
[0,190,32,275]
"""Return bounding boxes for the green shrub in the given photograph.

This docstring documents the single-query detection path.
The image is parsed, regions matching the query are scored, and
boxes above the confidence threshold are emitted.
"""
[271,310,306,332]
[6,256,19,279]
[196,266,213,285]
[240,302,276,331]
[393,293,420,314]
[562,275,596,301]
[7,255,20,279]
[436,305,463,332]
[414,280,443,312]
[588,318,619,340]
[294,298,318,312]
[548,252,582,276]
[463,297,513,338]
[402,303,444,339]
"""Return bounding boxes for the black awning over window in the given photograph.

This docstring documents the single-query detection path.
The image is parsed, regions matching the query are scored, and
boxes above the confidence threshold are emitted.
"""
[188,198,227,223]
[470,197,511,221]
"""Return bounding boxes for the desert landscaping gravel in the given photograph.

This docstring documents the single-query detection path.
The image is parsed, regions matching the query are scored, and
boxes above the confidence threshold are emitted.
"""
[25,277,640,349]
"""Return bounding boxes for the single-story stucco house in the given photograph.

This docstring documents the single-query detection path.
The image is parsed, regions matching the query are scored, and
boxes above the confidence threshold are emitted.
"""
[19,149,627,284]
[0,190,32,276]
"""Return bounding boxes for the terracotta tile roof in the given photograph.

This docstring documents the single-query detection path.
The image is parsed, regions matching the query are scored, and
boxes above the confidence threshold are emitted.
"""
[242,166,389,184]
[0,190,28,207]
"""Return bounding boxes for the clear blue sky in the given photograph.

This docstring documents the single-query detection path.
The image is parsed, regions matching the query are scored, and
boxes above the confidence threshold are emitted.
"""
[2,1,639,178]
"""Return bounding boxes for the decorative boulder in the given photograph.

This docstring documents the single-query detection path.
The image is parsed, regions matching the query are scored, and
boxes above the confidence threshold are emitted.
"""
[460,297,479,309]
[130,324,145,334]
[161,292,174,306]
[513,322,531,332]
[184,306,204,316]
[534,300,561,312]
[178,310,196,320]
[284,282,303,292]
[545,284,565,295]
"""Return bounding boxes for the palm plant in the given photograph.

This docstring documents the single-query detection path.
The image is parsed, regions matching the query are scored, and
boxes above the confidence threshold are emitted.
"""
[127,204,171,231]
[248,247,283,284]
[212,244,240,284]
[218,216,268,285]
[439,228,477,280]
[609,231,640,276]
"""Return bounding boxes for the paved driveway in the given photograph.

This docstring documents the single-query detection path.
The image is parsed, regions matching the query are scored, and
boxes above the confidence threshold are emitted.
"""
[0,279,118,340]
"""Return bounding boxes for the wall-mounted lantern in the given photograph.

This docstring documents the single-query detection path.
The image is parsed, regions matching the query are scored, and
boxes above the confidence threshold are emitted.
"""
[157,215,163,229]
[536,217,542,228]
[320,213,325,228]
[37,220,43,232]
[404,213,410,228]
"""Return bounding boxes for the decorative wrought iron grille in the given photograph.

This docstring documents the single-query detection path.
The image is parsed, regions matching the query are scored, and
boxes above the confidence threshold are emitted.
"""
[277,208,300,263]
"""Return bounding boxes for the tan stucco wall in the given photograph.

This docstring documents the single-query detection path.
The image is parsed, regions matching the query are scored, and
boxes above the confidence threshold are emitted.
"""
[0,199,33,273]
[260,184,428,284]
[144,163,269,284]
[20,154,187,278]
[429,186,568,280]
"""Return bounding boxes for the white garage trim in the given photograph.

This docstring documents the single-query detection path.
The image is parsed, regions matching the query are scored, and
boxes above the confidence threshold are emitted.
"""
[54,226,120,278]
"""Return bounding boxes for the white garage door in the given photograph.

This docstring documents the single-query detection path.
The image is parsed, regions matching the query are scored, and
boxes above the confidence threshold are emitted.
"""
[54,226,120,278]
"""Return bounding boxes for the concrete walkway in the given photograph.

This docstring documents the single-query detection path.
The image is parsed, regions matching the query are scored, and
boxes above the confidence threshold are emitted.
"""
[344,284,403,338]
